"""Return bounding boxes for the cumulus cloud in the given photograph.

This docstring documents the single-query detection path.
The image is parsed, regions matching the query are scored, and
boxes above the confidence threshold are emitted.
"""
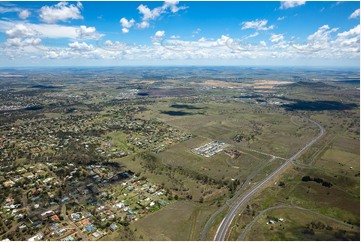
[120,1,187,33]
[120,18,135,28]
[164,0,187,13]
[5,37,41,47]
[333,25,360,52]
[241,19,274,31]
[120,18,135,33]
[136,21,150,29]
[337,24,360,38]
[68,41,94,52]
[39,1,83,23]
[2,21,104,40]
[137,4,162,21]
[155,30,165,38]
[307,25,338,43]
[270,34,284,43]
[280,1,306,10]
[4,24,41,52]
[349,9,360,19]
[77,25,103,40]
[0,5,31,20]
[277,16,286,21]
[151,30,165,43]
[6,24,37,38]
[18,9,31,19]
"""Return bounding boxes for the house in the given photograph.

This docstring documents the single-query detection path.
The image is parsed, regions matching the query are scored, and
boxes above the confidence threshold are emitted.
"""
[40,210,54,219]
[50,215,59,221]
[60,197,69,203]
[28,232,43,241]
[18,224,27,231]
[81,218,89,226]
[51,224,59,231]
[70,213,81,221]
[57,228,67,236]
[109,223,118,231]
[92,232,100,238]
[3,179,15,187]
[63,235,74,241]
[85,224,96,232]
[115,202,124,209]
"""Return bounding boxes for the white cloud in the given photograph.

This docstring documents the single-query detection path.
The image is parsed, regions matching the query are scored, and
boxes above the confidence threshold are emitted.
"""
[136,21,150,29]
[152,30,166,43]
[0,5,31,20]
[333,25,360,53]
[77,25,103,40]
[277,16,286,21]
[155,30,165,38]
[1,20,103,40]
[18,9,31,19]
[246,32,259,39]
[6,24,36,38]
[5,37,41,47]
[68,41,94,52]
[337,24,360,38]
[164,0,187,13]
[260,41,267,47]
[0,6,21,13]
[39,1,83,23]
[28,23,78,39]
[120,18,135,28]
[280,1,306,10]
[270,34,284,43]
[103,40,127,48]
[120,17,135,34]
[307,25,338,43]
[170,35,180,39]
[76,1,83,9]
[241,19,274,31]
[349,9,360,19]
[121,1,187,32]
[137,4,162,21]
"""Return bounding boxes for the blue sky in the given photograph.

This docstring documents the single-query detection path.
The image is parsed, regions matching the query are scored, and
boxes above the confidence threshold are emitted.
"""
[0,1,359,67]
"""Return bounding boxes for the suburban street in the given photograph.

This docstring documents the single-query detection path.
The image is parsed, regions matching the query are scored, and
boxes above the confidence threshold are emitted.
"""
[213,117,325,241]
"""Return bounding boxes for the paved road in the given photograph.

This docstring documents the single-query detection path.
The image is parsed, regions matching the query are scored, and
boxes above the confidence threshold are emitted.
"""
[213,117,325,241]
[201,154,276,240]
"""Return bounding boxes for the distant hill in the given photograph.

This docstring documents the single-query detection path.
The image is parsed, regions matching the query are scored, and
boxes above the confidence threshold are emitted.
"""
[283,81,336,89]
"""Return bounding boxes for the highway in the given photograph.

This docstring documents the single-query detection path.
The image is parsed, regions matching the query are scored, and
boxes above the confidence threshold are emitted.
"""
[213,117,325,241]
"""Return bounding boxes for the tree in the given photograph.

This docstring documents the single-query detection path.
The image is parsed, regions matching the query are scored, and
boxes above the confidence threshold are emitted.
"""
[302,176,312,182]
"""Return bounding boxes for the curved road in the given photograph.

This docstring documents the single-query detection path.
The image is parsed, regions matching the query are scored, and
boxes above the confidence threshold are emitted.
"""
[213,117,325,241]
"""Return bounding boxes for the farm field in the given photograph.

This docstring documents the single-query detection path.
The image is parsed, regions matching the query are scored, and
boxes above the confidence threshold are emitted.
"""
[0,66,359,241]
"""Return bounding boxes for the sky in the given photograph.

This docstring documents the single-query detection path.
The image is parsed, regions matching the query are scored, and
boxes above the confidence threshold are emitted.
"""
[0,1,360,67]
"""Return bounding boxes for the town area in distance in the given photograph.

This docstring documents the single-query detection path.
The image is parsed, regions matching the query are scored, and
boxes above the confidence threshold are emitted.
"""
[0,66,359,241]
